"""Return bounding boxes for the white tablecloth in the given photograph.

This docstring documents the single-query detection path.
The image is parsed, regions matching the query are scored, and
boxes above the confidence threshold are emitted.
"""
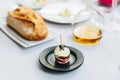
[0,0,120,80]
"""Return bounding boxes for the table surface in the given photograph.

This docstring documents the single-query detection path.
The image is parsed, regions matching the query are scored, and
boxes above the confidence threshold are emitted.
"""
[0,0,120,80]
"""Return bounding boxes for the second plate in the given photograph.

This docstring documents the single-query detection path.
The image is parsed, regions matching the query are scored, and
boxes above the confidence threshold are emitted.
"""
[40,2,85,24]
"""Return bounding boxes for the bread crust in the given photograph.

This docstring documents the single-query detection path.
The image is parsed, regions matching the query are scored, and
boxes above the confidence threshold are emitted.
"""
[7,6,48,40]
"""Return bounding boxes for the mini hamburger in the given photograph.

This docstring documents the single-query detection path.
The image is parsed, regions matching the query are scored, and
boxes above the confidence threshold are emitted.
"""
[54,45,70,64]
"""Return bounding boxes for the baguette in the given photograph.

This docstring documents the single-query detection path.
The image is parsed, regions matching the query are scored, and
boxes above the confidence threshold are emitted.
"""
[7,6,48,40]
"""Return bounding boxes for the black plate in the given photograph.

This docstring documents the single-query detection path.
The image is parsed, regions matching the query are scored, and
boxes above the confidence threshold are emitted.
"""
[39,46,84,72]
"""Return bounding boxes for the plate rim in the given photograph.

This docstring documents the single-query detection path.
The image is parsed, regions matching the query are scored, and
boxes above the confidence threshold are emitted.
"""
[39,45,84,72]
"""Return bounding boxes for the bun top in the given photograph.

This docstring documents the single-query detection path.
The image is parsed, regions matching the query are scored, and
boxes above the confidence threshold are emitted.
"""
[54,46,70,57]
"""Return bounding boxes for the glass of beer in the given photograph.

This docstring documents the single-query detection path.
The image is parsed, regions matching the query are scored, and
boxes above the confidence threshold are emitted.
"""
[71,9,103,45]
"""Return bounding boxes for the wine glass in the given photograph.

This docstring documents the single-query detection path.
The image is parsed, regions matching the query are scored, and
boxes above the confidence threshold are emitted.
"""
[71,8,103,45]
[94,0,120,32]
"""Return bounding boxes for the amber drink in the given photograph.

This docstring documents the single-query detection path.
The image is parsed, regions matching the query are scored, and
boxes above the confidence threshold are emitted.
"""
[73,25,102,45]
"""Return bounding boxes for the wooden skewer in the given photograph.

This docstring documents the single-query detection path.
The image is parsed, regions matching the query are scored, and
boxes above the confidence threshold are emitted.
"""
[60,34,62,46]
